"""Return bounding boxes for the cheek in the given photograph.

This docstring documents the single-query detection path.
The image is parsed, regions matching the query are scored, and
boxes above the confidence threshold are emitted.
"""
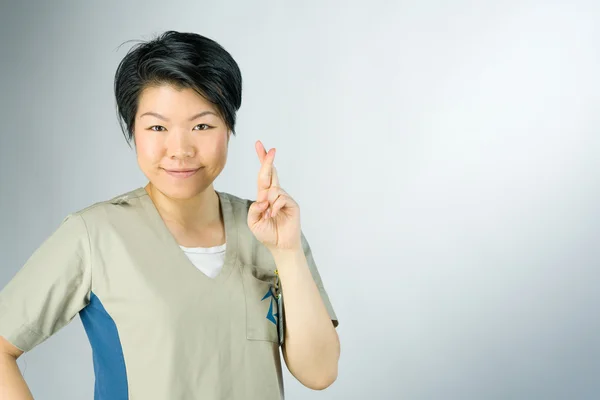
[203,133,229,160]
[215,136,229,163]
[134,133,162,166]
[217,136,228,153]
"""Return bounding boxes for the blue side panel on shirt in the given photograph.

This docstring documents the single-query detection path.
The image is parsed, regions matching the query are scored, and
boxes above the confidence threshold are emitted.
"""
[79,292,128,400]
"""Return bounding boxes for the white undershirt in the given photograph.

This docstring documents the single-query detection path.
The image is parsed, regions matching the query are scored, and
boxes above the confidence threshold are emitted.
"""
[179,243,226,279]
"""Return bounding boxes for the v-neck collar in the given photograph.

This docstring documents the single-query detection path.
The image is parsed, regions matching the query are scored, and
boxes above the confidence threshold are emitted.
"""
[133,186,238,284]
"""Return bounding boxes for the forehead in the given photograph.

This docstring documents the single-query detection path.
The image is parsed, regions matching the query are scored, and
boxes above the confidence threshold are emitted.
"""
[136,84,218,115]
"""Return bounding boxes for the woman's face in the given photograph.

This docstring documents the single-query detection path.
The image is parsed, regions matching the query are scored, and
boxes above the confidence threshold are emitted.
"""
[133,84,231,200]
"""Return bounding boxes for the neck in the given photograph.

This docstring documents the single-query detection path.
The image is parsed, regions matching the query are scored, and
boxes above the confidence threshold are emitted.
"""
[144,183,220,230]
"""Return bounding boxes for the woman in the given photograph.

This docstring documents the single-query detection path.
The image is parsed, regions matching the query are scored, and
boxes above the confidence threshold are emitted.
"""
[0,30,340,399]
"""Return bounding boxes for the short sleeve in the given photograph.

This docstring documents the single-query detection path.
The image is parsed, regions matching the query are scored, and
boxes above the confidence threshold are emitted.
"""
[300,230,339,328]
[0,213,92,352]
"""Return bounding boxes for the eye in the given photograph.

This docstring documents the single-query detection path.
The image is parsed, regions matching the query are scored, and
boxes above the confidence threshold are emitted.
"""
[193,124,211,131]
[149,125,166,132]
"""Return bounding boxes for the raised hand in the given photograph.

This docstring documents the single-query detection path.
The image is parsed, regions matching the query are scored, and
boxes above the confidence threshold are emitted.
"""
[247,140,301,253]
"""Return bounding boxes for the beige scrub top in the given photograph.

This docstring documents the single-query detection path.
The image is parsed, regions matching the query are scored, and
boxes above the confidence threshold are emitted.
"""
[0,187,339,400]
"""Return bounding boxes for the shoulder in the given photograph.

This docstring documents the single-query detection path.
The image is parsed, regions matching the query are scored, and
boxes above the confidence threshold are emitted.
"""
[217,190,256,214]
[218,190,252,205]
[63,187,257,229]
[64,187,147,228]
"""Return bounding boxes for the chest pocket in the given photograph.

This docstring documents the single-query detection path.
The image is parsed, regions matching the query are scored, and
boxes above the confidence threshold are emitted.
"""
[241,263,280,344]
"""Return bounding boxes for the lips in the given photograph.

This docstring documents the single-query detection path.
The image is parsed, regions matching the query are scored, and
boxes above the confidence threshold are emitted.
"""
[163,167,201,178]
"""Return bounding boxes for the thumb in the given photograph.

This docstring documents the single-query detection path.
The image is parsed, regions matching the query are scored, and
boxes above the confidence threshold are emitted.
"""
[248,200,269,224]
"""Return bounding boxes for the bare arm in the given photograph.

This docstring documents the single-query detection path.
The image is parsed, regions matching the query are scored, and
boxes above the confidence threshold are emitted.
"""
[0,336,34,400]
[272,248,340,390]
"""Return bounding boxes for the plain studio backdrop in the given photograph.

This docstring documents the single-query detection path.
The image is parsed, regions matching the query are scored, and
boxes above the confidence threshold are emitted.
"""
[1,1,599,399]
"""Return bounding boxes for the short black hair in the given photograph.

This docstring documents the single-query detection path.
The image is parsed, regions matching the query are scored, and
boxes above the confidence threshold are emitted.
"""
[114,30,243,145]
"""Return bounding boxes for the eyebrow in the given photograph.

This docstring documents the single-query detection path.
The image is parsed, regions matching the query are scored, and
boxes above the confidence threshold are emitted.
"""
[138,111,217,121]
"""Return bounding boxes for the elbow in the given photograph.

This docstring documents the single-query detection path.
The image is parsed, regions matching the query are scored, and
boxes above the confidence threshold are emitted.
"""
[306,336,340,390]
[301,351,340,390]
[305,367,338,390]
[291,356,339,390]
[287,332,341,390]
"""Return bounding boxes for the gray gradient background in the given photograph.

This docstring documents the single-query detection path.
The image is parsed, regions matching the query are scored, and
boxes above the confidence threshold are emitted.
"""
[1,1,599,399]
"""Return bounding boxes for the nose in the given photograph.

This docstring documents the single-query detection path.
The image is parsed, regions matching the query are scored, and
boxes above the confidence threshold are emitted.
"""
[166,129,195,160]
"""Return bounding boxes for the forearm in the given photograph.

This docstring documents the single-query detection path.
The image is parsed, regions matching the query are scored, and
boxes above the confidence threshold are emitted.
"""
[272,248,340,389]
[0,353,34,400]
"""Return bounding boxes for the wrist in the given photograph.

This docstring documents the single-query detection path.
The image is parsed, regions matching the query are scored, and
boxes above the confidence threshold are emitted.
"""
[270,245,304,265]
